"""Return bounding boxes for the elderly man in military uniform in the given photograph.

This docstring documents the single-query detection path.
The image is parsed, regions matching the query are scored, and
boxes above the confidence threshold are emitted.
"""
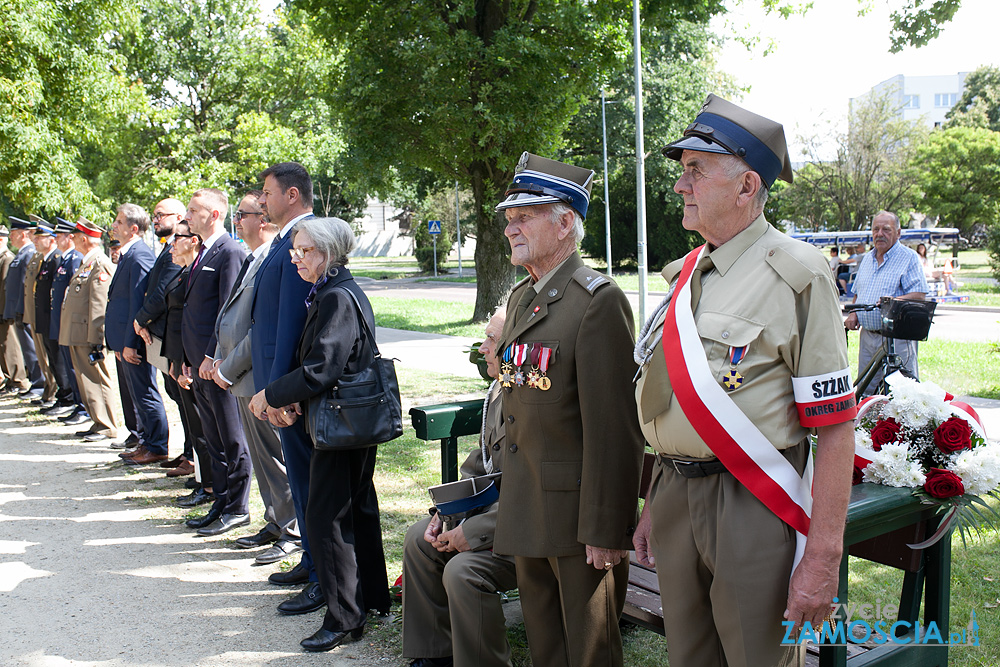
[632,95,857,667]
[31,223,78,416]
[0,225,30,394]
[23,216,59,405]
[60,218,120,441]
[492,153,644,667]
[401,310,517,667]
[4,216,45,400]
[47,218,87,421]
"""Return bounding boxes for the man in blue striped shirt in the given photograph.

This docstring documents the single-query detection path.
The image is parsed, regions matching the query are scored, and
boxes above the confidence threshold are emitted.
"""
[844,210,928,395]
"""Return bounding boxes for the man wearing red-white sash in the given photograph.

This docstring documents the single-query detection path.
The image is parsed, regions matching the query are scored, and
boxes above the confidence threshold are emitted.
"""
[633,95,857,667]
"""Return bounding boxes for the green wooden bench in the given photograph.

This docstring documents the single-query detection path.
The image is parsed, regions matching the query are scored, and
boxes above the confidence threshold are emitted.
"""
[409,400,483,483]
[623,453,952,667]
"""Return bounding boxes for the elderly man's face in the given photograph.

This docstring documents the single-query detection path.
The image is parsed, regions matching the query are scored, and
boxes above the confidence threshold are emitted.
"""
[504,205,566,271]
[479,313,506,380]
[871,214,900,255]
[673,150,747,239]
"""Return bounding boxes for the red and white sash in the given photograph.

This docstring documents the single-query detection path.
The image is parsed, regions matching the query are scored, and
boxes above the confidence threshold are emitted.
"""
[662,246,813,569]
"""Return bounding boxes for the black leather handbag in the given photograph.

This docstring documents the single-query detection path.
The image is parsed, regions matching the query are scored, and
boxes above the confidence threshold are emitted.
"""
[308,286,403,450]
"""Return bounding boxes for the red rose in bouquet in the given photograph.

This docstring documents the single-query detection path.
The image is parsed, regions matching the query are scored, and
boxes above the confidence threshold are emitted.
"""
[933,416,972,454]
[852,466,864,486]
[870,418,902,451]
[924,468,965,499]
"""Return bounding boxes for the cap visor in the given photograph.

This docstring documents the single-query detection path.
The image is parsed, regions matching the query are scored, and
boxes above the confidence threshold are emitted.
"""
[663,135,734,160]
[494,192,561,213]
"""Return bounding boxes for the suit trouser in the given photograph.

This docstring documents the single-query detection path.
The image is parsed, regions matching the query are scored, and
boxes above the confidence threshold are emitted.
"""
[69,345,119,437]
[14,319,43,391]
[236,395,298,541]
[280,421,316,581]
[515,553,628,667]
[162,371,195,460]
[169,366,212,485]
[307,445,390,632]
[0,321,29,390]
[646,447,808,667]
[115,357,140,443]
[58,345,85,409]
[192,376,251,515]
[402,517,517,666]
[41,337,74,404]
[31,330,56,400]
[119,356,170,455]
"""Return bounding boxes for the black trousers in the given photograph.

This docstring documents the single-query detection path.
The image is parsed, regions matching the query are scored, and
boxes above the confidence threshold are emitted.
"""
[192,376,251,515]
[307,445,390,632]
[115,357,140,443]
[169,365,212,484]
[41,337,73,404]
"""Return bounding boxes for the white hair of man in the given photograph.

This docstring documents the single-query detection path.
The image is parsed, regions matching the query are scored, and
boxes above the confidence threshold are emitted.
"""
[548,202,585,244]
[873,210,900,229]
[293,217,357,275]
[721,154,770,211]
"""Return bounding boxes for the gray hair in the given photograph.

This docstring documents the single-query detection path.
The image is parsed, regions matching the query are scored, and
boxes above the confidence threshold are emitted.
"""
[873,210,900,229]
[117,203,150,234]
[292,217,356,275]
[548,202,585,244]
[720,155,770,210]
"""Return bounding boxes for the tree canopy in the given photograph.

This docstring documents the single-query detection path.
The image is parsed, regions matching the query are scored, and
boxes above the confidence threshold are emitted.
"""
[945,65,1000,133]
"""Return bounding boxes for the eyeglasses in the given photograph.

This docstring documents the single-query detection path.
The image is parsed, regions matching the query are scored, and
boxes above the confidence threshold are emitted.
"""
[174,233,200,241]
[152,212,179,222]
[233,210,264,222]
[289,246,316,260]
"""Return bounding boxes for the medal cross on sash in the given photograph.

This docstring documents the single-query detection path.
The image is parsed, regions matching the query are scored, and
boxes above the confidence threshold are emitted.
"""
[722,345,747,391]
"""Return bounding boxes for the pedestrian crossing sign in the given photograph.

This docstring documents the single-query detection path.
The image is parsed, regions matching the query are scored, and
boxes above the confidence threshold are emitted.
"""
[427,220,442,235]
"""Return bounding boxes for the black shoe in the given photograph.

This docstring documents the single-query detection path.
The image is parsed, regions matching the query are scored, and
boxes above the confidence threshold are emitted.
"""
[175,488,213,507]
[255,540,302,565]
[269,562,309,586]
[184,477,200,489]
[278,582,326,615]
[197,513,250,537]
[185,507,222,530]
[300,626,364,652]
[234,527,279,549]
[82,432,109,443]
[60,409,89,424]
[20,389,43,400]
[75,429,97,437]
[408,658,455,667]
[42,402,75,417]
[34,398,57,409]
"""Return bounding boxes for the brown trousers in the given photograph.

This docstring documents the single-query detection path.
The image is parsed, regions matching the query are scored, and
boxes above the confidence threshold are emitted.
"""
[69,345,119,437]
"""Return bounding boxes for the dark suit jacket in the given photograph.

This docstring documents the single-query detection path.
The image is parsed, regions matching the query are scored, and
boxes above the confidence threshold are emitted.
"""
[33,249,60,338]
[265,269,374,416]
[4,244,35,320]
[49,248,82,340]
[162,267,187,364]
[250,223,313,392]
[181,233,246,366]
[135,242,182,339]
[105,241,154,352]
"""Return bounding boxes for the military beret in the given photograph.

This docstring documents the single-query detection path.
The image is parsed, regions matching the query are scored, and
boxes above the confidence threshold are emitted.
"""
[496,152,595,220]
[663,94,793,188]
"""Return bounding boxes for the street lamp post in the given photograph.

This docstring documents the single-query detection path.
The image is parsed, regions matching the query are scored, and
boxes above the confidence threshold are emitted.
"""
[601,90,614,278]
[632,0,649,325]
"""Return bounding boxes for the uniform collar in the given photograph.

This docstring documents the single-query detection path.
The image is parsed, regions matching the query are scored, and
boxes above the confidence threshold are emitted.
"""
[706,213,768,277]
[499,252,583,348]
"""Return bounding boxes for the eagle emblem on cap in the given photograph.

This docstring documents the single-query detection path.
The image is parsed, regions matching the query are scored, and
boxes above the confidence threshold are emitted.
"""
[515,151,530,173]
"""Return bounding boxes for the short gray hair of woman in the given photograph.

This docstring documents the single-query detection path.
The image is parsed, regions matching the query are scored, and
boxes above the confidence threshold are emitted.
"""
[548,202,586,244]
[292,217,357,275]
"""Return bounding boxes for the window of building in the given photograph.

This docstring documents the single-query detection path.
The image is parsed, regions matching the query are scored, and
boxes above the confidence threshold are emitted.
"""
[902,95,920,109]
[935,93,958,108]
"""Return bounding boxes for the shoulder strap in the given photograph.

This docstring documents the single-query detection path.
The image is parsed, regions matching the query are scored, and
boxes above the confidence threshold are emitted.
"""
[334,285,382,357]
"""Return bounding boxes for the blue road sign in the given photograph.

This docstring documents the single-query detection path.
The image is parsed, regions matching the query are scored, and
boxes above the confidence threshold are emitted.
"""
[427,220,442,235]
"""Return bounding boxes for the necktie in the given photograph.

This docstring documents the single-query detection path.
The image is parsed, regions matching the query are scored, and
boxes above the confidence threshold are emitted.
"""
[514,286,535,323]
[227,254,254,302]
[687,255,715,312]
[187,249,205,285]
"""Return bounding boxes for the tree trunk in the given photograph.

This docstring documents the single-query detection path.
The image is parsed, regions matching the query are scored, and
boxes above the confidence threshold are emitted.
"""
[471,165,515,321]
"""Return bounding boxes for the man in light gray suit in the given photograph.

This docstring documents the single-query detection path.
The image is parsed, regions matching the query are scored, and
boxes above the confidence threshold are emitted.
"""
[211,191,300,565]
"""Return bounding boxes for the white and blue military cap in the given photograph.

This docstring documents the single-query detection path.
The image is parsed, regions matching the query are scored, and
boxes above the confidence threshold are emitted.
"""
[9,216,34,230]
[495,152,596,220]
[33,224,56,237]
[663,94,794,188]
[54,217,77,235]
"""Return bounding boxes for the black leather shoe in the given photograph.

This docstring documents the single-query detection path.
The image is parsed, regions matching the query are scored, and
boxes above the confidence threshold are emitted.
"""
[277,582,326,615]
[300,626,364,652]
[42,402,76,417]
[408,658,454,667]
[61,410,90,425]
[185,507,222,530]
[234,527,279,549]
[255,540,302,565]
[175,488,213,507]
[197,513,250,536]
[268,562,309,586]
[184,477,200,489]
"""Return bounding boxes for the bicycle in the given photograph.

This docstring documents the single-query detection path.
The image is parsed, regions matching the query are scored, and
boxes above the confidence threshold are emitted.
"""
[844,297,937,400]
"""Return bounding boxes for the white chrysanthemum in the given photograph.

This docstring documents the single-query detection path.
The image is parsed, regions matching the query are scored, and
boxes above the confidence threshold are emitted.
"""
[950,447,1000,496]
[863,443,924,488]
[855,429,875,452]
[884,377,950,428]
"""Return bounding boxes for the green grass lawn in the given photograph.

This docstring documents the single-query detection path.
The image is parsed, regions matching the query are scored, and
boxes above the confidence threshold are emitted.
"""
[370,297,485,337]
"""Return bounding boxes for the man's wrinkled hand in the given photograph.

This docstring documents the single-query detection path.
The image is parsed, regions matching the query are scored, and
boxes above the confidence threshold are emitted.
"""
[585,545,627,571]
[633,504,655,568]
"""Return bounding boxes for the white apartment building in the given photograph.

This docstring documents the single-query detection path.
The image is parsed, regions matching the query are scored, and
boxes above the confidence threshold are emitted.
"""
[855,72,969,127]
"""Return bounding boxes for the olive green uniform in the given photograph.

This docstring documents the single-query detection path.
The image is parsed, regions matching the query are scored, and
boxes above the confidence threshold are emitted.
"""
[23,251,56,400]
[494,252,644,667]
[635,215,853,667]
[59,249,118,437]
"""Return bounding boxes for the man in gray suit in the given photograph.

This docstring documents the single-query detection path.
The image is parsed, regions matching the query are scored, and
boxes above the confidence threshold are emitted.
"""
[211,192,300,565]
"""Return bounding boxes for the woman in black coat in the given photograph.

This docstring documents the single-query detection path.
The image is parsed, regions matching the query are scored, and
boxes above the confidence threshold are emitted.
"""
[249,217,390,652]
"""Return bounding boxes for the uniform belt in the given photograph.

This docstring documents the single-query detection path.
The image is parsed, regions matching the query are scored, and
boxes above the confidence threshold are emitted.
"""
[659,454,728,478]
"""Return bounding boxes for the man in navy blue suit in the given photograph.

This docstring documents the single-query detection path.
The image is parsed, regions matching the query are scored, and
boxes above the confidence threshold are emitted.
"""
[4,217,45,400]
[182,188,252,537]
[105,204,170,455]
[250,162,322,614]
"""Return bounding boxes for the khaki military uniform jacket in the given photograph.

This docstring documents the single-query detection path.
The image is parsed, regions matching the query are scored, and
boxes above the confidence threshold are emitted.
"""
[59,250,114,348]
[494,253,644,558]
[22,252,42,327]
[635,215,854,459]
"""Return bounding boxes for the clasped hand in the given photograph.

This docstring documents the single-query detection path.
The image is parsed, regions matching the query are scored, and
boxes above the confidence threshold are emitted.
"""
[248,389,301,427]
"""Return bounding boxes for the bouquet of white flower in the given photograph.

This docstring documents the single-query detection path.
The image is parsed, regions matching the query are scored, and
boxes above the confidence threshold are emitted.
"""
[853,374,1000,546]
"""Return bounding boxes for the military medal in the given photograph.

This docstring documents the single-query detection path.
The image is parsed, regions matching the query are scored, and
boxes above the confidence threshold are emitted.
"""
[536,346,553,390]
[527,343,542,388]
[512,344,528,386]
[500,344,516,387]
[722,345,747,391]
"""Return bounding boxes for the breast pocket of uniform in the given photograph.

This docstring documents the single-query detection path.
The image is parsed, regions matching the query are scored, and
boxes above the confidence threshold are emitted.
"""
[695,311,764,388]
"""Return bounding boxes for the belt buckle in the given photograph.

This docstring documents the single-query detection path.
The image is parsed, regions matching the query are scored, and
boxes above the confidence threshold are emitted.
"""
[670,459,698,477]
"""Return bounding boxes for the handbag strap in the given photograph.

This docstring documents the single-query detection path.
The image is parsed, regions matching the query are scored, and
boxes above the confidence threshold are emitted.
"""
[334,284,383,357]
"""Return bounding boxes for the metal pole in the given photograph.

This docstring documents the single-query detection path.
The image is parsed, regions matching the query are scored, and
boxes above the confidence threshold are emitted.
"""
[632,0,648,324]
[601,90,612,278]
[455,180,463,277]
[433,237,438,278]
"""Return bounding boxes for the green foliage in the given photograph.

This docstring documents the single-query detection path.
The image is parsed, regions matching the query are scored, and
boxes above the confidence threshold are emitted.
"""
[946,65,1000,133]
[986,222,1000,283]
[888,0,963,52]
[914,126,1000,236]
[413,224,453,274]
